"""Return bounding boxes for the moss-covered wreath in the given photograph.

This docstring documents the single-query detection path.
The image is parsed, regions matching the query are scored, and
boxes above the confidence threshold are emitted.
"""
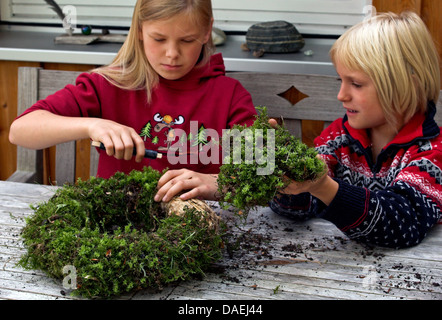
[18,107,325,299]
[18,167,223,299]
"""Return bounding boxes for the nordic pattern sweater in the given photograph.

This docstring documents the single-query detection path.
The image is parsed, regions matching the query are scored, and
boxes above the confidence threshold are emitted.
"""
[270,102,441,248]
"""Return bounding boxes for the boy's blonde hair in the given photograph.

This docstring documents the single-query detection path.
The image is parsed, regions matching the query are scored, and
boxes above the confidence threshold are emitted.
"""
[330,11,440,129]
[94,0,215,102]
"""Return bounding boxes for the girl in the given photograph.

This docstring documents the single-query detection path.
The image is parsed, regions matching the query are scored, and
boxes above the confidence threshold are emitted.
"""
[9,0,256,202]
[269,11,441,248]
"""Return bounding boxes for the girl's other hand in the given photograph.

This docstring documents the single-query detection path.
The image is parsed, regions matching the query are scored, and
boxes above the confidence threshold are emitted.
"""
[154,169,219,202]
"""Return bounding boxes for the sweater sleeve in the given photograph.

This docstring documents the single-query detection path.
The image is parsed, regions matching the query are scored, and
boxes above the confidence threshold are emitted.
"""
[321,177,441,248]
[322,132,442,248]
[270,172,441,248]
[269,192,318,221]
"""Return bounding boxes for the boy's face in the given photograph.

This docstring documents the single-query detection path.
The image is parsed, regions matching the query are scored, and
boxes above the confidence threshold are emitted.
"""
[139,13,212,81]
[335,60,388,133]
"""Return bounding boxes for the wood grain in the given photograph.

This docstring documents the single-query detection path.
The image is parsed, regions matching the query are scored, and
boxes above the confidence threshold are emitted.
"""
[0,61,40,181]
[1,181,441,300]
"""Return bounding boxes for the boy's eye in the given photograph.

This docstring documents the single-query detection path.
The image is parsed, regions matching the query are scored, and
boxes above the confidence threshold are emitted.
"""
[337,77,362,88]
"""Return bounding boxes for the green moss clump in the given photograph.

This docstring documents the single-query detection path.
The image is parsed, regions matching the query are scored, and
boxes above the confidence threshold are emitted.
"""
[18,167,223,298]
[217,107,326,214]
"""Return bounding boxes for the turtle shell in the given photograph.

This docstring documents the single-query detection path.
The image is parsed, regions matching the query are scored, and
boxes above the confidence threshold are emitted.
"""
[246,20,305,53]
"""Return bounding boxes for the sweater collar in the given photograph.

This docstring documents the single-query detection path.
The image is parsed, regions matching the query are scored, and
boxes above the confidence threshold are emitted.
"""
[343,101,440,149]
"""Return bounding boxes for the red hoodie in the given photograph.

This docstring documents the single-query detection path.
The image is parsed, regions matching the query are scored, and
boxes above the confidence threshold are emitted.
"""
[21,53,256,178]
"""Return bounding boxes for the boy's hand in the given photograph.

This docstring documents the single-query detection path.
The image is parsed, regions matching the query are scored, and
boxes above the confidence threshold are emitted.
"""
[281,170,338,206]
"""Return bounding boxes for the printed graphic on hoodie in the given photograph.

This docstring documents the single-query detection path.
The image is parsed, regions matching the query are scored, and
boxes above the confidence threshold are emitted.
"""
[140,113,210,154]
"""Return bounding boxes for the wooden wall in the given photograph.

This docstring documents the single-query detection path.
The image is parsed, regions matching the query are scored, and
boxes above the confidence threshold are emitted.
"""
[0,61,38,181]
[0,62,95,182]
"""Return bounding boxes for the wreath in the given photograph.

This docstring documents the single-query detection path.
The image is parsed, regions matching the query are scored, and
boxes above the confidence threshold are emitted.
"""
[18,167,223,298]
[18,108,325,299]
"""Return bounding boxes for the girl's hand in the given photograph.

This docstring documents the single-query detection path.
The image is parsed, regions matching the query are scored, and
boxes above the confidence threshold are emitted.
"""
[88,118,146,163]
[9,111,144,161]
[154,169,219,202]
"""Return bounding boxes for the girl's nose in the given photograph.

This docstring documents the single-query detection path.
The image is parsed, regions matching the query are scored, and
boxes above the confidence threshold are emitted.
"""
[166,43,180,59]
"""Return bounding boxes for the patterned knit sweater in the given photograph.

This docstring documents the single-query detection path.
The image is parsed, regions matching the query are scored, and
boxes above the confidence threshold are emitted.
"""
[270,102,441,248]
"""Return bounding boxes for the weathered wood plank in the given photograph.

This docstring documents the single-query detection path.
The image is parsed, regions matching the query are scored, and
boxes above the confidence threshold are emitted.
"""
[0,271,72,298]
[1,181,441,300]
[55,141,76,185]
[227,72,342,120]
[0,181,57,199]
[37,69,81,100]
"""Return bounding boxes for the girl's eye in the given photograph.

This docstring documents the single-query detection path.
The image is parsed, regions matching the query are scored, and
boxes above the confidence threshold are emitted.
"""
[182,39,195,43]
[154,39,165,42]
[352,82,362,88]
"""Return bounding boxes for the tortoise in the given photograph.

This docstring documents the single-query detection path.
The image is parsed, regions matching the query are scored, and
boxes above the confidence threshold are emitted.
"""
[241,20,305,57]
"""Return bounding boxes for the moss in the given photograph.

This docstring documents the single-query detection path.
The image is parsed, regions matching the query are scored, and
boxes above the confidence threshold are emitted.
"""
[18,167,223,298]
[217,107,326,215]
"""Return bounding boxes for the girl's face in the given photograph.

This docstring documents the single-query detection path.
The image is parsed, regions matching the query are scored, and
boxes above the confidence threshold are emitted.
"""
[335,60,389,133]
[139,13,212,80]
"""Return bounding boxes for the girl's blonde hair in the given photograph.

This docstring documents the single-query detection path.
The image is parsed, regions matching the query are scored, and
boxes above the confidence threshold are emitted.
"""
[330,11,440,129]
[94,0,215,102]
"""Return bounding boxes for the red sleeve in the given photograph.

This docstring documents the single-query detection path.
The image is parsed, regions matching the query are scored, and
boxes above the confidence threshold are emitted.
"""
[226,79,257,128]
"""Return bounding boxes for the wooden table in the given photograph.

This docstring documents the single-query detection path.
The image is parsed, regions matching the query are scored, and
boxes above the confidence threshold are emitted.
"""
[1,180,441,300]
